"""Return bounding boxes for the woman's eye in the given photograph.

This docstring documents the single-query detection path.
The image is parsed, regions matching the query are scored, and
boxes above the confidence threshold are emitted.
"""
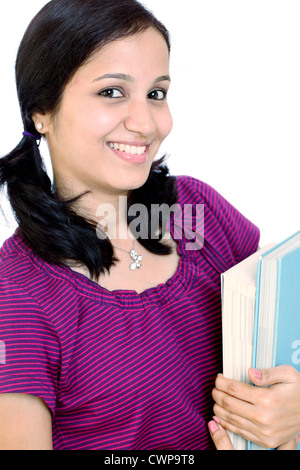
[98,88,123,98]
[148,89,167,101]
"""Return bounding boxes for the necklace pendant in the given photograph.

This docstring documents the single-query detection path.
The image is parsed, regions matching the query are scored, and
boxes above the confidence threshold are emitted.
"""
[130,249,142,270]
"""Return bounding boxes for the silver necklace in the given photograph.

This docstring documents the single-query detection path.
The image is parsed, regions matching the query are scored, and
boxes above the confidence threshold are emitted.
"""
[113,239,143,271]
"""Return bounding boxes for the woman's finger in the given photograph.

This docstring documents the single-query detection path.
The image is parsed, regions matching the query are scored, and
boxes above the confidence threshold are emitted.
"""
[208,420,235,450]
[214,374,257,404]
[211,407,267,446]
[212,387,255,421]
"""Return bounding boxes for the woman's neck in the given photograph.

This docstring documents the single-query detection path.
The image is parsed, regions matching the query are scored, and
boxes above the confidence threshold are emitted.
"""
[57,183,131,242]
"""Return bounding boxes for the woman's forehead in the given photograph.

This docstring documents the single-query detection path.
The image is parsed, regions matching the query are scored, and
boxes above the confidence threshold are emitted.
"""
[73,29,170,79]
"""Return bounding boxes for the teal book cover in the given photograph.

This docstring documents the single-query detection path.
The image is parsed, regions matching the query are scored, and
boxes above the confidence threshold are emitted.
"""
[249,231,300,450]
[274,248,300,368]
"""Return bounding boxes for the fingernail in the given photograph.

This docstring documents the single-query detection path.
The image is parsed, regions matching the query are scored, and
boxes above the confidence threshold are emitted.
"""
[250,368,262,379]
[208,420,219,435]
[213,416,221,424]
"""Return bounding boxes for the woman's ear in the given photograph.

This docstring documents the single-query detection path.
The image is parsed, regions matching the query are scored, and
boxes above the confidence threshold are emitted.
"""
[31,112,52,135]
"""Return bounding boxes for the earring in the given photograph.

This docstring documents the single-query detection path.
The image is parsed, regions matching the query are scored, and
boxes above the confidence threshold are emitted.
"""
[36,123,43,131]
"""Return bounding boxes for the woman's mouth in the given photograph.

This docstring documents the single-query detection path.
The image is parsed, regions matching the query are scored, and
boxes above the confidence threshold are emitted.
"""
[107,141,150,164]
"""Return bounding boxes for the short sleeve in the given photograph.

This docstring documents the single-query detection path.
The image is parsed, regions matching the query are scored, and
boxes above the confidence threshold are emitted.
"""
[0,277,60,415]
[175,176,260,273]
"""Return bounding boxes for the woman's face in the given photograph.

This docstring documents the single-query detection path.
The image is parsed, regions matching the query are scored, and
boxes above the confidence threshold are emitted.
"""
[38,27,172,199]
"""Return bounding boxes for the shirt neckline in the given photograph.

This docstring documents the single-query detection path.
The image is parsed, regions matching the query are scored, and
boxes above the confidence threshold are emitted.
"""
[11,230,197,308]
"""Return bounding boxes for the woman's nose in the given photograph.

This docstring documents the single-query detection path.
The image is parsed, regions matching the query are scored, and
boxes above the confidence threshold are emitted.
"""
[124,98,156,136]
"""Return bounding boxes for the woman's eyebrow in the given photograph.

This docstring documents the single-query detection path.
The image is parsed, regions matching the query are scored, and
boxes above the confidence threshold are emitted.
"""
[155,75,171,83]
[92,73,171,83]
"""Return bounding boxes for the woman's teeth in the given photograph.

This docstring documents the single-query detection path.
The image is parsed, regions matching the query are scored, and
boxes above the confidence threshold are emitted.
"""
[108,142,147,155]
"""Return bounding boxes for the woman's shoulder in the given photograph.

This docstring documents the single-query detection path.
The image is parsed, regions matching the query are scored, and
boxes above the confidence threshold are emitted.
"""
[175,174,230,207]
[174,175,229,213]
[174,175,260,269]
[0,230,81,308]
[174,174,207,196]
[0,230,48,280]
[0,230,33,281]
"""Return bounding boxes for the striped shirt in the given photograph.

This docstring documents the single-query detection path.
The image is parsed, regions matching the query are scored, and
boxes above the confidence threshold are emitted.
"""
[0,176,259,450]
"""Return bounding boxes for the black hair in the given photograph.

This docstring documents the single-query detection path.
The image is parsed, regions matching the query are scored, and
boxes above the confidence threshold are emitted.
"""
[0,0,178,279]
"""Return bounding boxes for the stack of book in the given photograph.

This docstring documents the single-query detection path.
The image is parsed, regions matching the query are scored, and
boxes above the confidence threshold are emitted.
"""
[221,231,300,450]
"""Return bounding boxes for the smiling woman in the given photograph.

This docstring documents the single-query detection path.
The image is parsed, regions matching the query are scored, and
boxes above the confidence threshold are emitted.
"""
[0,0,177,280]
[39,29,173,200]
[0,0,299,453]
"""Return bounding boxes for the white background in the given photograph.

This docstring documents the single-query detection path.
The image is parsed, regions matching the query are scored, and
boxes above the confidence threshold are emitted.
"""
[0,0,299,247]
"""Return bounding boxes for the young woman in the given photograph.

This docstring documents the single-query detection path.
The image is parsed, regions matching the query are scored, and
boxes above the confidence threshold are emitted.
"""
[0,0,299,450]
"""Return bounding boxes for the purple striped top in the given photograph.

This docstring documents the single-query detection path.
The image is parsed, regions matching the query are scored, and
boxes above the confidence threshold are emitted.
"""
[0,176,259,450]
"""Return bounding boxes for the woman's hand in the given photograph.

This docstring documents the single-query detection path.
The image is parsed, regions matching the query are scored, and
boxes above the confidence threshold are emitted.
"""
[211,365,300,449]
[208,419,298,450]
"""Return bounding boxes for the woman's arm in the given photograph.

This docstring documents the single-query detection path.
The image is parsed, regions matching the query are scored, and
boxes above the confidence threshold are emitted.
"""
[0,393,53,450]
